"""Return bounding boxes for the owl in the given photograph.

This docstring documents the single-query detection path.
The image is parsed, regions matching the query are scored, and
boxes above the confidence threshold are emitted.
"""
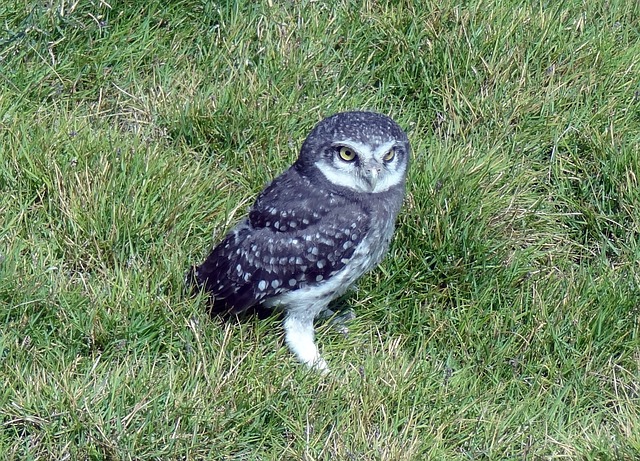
[188,111,410,372]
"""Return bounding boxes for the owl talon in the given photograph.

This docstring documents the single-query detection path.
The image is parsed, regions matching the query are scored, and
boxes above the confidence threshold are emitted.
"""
[334,324,350,336]
[312,357,330,375]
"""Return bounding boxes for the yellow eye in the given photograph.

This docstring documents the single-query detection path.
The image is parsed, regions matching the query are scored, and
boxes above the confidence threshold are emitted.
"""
[338,147,357,162]
[383,149,395,162]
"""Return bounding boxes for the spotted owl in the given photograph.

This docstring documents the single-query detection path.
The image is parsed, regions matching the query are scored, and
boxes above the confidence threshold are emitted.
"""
[188,111,410,372]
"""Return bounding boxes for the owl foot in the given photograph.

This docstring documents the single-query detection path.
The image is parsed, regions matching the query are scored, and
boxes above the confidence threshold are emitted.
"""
[318,308,356,336]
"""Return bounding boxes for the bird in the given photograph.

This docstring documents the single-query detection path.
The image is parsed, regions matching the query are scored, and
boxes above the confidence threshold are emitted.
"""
[187,111,410,372]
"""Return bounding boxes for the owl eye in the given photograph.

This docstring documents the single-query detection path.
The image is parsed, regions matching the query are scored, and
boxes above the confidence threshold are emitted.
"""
[383,149,395,162]
[338,147,357,162]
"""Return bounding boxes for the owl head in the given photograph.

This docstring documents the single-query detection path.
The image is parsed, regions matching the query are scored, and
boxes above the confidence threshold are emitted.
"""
[295,111,410,194]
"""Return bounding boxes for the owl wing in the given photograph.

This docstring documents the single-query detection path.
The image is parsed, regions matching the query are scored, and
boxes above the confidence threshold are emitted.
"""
[192,177,370,314]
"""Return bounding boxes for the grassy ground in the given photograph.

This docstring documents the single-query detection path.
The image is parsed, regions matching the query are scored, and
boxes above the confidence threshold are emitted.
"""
[1,0,639,459]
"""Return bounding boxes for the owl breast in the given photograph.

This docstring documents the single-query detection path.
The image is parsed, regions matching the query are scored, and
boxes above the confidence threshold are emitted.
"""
[337,190,402,279]
[262,186,403,312]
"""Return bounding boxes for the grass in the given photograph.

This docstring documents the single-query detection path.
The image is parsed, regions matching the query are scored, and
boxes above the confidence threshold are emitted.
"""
[1,0,639,459]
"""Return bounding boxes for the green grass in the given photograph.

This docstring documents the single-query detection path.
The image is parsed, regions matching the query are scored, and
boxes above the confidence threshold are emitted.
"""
[1,0,639,459]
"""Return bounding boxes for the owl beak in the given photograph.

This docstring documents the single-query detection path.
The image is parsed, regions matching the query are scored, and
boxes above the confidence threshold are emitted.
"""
[363,165,380,191]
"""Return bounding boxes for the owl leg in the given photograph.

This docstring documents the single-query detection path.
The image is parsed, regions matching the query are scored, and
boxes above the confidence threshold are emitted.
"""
[317,307,356,335]
[283,312,328,373]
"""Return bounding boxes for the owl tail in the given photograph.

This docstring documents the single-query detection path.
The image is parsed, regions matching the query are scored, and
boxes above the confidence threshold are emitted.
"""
[184,264,275,319]
[183,264,235,316]
[184,265,202,293]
